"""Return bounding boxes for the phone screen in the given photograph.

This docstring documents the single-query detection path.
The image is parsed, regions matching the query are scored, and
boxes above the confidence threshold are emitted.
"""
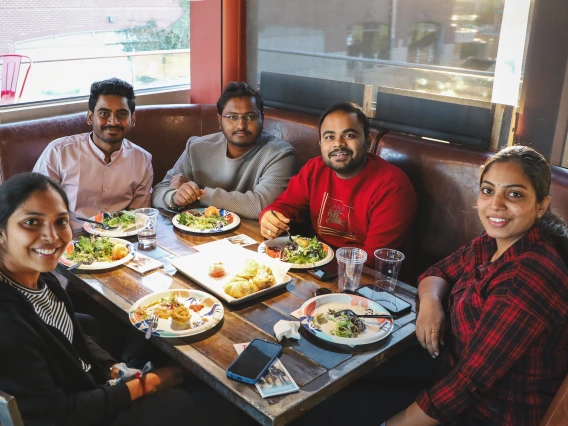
[356,285,412,314]
[307,262,338,281]
[227,339,282,382]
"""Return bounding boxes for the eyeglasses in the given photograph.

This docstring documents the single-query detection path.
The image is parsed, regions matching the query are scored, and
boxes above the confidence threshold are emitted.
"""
[312,288,357,297]
[221,114,259,123]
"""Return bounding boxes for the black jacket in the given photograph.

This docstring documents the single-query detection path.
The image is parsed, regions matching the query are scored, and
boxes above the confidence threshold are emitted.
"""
[0,273,132,426]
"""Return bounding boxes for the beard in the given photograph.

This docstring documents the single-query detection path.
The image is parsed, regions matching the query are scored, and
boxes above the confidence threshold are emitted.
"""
[323,148,366,175]
[95,126,125,144]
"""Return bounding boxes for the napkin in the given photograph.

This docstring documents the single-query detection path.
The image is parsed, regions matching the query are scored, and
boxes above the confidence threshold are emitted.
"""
[106,361,153,386]
[274,320,301,342]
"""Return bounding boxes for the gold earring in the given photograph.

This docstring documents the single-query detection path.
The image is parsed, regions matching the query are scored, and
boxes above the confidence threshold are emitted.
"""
[537,214,542,218]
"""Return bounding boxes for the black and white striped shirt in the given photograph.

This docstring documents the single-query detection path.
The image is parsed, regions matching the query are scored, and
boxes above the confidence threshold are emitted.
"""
[1,272,91,372]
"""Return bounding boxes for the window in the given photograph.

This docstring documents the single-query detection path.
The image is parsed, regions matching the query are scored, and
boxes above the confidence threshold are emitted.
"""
[0,0,190,104]
[247,0,528,105]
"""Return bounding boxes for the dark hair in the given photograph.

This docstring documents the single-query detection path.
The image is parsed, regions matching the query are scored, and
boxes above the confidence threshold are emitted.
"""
[318,102,370,138]
[88,78,136,113]
[480,145,568,263]
[0,173,70,232]
[216,82,264,116]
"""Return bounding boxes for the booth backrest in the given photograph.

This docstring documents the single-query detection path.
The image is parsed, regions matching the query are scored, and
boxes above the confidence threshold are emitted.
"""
[378,132,568,280]
[0,104,220,185]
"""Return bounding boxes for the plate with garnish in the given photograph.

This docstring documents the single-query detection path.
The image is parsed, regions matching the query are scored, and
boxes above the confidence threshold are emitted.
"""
[82,210,139,237]
[58,236,135,270]
[172,206,240,233]
[258,236,334,269]
[297,293,393,346]
[129,289,224,338]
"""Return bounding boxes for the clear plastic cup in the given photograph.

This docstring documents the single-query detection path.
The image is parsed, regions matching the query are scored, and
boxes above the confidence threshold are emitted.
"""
[373,248,405,311]
[336,247,367,292]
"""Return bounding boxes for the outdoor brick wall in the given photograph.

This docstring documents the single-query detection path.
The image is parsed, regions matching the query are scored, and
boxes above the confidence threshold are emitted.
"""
[0,0,185,53]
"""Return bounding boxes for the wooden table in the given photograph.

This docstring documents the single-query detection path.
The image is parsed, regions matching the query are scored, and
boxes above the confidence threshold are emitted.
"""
[61,211,418,426]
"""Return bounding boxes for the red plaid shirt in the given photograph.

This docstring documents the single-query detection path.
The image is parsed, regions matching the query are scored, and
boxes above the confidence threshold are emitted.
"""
[416,227,568,426]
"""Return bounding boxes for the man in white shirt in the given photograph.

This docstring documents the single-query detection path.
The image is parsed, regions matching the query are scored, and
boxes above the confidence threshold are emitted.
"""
[33,78,153,218]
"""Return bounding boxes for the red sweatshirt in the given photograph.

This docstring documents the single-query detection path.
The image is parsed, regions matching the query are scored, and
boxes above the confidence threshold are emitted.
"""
[261,154,417,265]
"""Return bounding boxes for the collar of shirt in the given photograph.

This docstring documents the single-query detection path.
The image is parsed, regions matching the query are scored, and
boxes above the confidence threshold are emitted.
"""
[474,226,541,276]
[88,133,124,165]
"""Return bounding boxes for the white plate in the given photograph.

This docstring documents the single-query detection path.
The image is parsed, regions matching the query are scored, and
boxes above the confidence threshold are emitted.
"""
[297,293,394,346]
[171,246,292,305]
[59,237,135,270]
[258,236,334,269]
[172,208,240,234]
[83,211,139,237]
[129,289,224,338]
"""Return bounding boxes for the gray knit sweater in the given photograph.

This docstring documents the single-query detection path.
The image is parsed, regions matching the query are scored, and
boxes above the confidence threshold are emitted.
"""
[152,131,297,219]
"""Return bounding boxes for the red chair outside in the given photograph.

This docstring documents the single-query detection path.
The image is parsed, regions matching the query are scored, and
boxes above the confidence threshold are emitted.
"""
[0,54,32,104]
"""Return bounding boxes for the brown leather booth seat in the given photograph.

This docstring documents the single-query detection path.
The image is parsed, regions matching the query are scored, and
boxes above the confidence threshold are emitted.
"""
[0,104,220,185]
[377,132,568,281]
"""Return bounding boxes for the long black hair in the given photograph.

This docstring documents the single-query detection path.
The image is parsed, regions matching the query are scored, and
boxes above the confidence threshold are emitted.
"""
[0,173,70,232]
[480,145,568,263]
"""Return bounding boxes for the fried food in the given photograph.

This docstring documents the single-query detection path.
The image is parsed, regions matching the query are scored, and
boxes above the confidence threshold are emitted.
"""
[112,243,129,260]
[223,259,276,298]
[171,306,191,326]
[224,276,259,299]
[204,206,220,218]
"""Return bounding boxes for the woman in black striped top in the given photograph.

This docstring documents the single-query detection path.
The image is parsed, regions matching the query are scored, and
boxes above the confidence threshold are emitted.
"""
[0,173,244,426]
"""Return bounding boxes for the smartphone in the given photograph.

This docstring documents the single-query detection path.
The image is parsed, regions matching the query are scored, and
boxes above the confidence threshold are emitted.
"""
[307,262,338,282]
[226,339,283,384]
[356,284,412,315]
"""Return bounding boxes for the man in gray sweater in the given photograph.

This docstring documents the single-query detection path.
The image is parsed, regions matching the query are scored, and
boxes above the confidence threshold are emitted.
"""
[152,82,297,219]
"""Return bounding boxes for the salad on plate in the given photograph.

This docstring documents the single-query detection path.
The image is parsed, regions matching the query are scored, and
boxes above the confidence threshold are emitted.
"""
[83,210,138,237]
[173,206,240,234]
[259,236,334,269]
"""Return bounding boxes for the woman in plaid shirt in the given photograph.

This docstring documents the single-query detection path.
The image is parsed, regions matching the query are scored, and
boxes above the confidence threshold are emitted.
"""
[387,146,568,426]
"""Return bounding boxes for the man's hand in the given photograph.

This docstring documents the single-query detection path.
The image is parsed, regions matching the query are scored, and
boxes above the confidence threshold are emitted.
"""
[173,182,205,207]
[169,173,190,190]
[260,210,290,239]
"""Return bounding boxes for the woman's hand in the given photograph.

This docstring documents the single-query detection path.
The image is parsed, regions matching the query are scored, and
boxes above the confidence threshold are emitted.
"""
[416,294,446,358]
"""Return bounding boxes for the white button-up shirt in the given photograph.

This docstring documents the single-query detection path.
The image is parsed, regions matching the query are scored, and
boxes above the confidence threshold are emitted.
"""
[33,133,153,217]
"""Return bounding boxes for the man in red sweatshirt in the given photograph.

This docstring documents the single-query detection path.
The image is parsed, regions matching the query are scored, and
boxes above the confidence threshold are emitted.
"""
[259,102,416,266]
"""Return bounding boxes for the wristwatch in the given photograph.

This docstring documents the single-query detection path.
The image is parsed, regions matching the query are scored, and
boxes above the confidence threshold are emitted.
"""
[168,190,183,210]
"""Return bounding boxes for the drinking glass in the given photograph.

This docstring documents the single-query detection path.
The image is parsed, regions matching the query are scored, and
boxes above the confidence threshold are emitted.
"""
[134,208,159,250]
[373,249,405,311]
[336,247,367,292]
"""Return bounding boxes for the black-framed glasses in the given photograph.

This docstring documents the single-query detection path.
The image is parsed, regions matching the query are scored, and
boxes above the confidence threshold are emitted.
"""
[221,114,259,123]
[312,288,357,297]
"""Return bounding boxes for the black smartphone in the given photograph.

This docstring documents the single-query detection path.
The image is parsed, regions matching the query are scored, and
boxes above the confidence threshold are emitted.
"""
[356,284,412,315]
[226,339,283,385]
[307,262,338,282]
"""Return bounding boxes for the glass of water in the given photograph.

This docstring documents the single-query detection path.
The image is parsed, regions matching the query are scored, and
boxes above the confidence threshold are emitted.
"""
[134,208,159,250]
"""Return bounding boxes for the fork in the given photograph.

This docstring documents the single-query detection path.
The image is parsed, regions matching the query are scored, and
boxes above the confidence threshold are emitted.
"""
[145,314,159,339]
[333,309,393,319]
[270,209,293,244]
[76,216,119,230]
